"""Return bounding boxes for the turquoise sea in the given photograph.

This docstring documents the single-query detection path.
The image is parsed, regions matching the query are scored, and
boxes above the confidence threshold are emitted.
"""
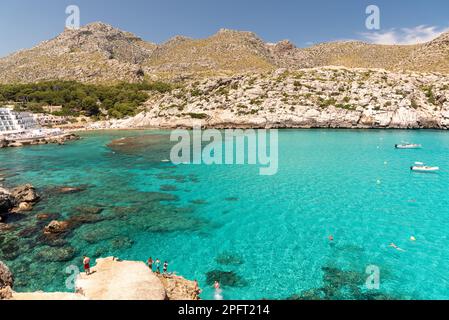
[2,129,449,300]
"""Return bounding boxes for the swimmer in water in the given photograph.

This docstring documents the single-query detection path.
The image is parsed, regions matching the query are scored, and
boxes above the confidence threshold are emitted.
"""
[390,243,406,252]
[328,235,334,241]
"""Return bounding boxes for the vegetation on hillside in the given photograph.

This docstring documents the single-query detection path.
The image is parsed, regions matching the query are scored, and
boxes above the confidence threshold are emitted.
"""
[0,81,173,118]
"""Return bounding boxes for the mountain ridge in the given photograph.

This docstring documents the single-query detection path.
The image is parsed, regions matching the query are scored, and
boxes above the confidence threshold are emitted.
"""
[1,22,449,84]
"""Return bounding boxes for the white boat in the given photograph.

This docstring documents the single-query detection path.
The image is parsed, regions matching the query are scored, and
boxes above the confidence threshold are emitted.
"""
[395,143,422,149]
[410,162,439,173]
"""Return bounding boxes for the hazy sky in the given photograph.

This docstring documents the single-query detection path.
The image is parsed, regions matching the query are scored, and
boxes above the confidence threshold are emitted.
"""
[1,0,449,57]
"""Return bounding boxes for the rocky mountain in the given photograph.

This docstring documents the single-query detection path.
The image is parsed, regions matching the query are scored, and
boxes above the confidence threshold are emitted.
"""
[88,67,449,130]
[0,22,156,83]
[1,22,449,84]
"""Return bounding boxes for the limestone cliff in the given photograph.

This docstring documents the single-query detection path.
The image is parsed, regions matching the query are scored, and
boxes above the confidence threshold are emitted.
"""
[88,67,449,130]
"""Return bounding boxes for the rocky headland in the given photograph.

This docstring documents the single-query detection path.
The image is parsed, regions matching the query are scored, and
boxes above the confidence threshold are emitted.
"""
[1,257,200,300]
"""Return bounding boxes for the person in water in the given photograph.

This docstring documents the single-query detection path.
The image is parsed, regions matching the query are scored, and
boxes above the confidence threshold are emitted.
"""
[214,281,220,290]
[390,243,405,252]
[163,261,168,274]
[147,257,153,271]
[155,259,161,274]
[83,256,91,275]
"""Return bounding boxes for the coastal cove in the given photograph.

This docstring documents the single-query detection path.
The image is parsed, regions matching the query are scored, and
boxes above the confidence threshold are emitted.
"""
[2,129,449,300]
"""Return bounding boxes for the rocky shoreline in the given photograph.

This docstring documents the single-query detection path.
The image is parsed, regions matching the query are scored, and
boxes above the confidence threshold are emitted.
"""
[82,67,449,131]
[1,257,200,300]
[0,180,200,301]
[0,133,80,149]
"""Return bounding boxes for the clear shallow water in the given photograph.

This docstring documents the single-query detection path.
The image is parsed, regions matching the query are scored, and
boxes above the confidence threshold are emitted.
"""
[1,129,449,300]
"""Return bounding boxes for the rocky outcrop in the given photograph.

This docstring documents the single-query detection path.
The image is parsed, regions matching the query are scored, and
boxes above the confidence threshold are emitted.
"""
[11,184,39,204]
[5,257,199,300]
[0,133,80,149]
[0,261,14,300]
[88,67,449,130]
[1,184,40,221]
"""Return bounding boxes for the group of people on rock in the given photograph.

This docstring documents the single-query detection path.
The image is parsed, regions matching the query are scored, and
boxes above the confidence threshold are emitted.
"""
[147,257,169,274]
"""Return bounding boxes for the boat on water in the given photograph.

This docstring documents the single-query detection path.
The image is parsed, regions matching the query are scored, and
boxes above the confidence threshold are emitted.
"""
[395,143,422,149]
[410,162,440,173]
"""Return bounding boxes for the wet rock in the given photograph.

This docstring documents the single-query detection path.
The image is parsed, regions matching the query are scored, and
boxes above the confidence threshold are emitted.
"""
[15,202,33,212]
[205,270,248,288]
[11,184,39,204]
[44,220,70,235]
[35,246,77,262]
[0,261,14,289]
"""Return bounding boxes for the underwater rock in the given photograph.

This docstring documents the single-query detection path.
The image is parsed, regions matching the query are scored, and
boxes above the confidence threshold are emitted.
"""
[205,270,248,288]
[35,246,77,262]
[74,207,104,215]
[160,185,178,192]
[190,199,208,205]
[215,252,244,266]
[36,213,59,221]
[145,192,179,202]
[53,186,87,195]
[0,261,14,289]
[110,236,135,250]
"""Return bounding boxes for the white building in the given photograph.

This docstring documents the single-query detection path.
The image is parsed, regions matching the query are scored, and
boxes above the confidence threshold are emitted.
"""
[0,106,40,136]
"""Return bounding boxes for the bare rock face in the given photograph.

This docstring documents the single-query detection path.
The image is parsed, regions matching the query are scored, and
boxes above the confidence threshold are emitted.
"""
[0,261,13,288]
[157,274,200,300]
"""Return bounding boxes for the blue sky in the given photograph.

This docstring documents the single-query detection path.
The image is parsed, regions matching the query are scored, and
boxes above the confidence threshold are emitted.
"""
[0,0,448,57]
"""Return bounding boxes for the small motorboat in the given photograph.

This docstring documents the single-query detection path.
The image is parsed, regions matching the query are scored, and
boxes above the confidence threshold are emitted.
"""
[410,162,439,173]
[395,143,422,149]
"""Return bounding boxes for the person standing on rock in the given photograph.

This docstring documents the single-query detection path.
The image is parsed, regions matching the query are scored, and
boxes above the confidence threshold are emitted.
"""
[163,261,168,274]
[83,256,91,275]
[147,257,153,271]
[155,259,161,274]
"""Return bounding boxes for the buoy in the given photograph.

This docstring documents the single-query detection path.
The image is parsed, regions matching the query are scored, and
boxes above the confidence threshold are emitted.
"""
[410,236,416,241]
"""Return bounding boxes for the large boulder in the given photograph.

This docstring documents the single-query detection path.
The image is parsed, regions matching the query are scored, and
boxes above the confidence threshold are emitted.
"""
[44,220,70,235]
[11,184,39,204]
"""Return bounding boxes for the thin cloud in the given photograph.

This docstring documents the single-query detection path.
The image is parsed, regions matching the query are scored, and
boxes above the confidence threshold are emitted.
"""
[360,25,449,45]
